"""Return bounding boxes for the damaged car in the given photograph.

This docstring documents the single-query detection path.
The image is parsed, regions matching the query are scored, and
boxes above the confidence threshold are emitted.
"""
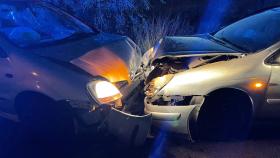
[0,0,151,145]
[144,7,280,141]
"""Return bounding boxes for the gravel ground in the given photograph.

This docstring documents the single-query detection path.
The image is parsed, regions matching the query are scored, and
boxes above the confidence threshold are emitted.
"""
[1,117,280,158]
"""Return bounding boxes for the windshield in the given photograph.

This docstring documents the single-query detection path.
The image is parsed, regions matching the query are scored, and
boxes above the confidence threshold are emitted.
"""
[0,2,96,47]
[214,8,280,52]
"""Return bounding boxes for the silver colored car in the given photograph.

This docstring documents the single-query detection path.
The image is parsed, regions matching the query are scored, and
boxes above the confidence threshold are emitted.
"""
[144,7,280,141]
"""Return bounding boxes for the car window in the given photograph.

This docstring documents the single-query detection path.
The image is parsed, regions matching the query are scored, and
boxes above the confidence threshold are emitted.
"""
[272,52,280,64]
[214,8,280,52]
[0,2,96,47]
[267,50,280,65]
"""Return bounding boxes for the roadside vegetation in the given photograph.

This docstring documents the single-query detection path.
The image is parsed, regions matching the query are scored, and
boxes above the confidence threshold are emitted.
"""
[47,0,280,53]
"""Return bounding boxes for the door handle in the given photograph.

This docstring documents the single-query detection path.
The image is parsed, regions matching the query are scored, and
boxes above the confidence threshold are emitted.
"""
[267,99,280,104]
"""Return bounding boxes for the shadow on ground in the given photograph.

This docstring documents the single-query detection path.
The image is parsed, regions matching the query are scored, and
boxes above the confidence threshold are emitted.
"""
[1,118,280,158]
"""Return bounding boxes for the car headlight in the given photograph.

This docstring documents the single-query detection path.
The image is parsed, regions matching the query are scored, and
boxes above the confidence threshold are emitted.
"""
[145,74,174,97]
[87,81,123,105]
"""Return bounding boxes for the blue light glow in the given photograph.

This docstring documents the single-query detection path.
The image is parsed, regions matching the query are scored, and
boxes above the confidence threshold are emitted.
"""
[197,0,232,33]
[149,128,168,158]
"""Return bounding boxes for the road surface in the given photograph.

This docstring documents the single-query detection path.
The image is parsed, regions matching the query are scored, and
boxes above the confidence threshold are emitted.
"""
[1,117,280,158]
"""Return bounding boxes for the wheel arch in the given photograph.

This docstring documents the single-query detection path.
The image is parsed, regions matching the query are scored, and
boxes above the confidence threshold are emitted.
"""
[15,91,55,103]
[14,91,76,140]
[188,87,254,141]
[14,91,56,117]
[206,87,255,112]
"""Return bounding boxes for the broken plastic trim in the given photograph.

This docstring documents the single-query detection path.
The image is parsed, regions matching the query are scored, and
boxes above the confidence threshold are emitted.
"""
[147,95,205,107]
[105,108,152,146]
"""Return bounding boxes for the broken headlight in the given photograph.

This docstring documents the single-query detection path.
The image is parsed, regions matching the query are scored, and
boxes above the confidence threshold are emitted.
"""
[145,74,174,97]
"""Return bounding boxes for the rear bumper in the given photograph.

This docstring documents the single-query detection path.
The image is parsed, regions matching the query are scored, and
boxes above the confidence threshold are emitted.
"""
[144,98,196,139]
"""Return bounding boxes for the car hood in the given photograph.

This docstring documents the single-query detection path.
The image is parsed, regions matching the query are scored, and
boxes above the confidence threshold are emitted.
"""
[157,50,271,97]
[153,34,239,59]
[31,33,141,83]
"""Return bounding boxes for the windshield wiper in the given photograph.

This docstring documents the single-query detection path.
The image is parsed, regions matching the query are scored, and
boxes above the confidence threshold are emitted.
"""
[22,32,96,48]
[62,32,96,41]
[209,34,249,52]
[192,54,239,69]
[219,36,250,52]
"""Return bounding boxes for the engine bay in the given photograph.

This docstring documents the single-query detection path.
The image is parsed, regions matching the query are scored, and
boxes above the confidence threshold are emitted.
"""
[145,54,241,84]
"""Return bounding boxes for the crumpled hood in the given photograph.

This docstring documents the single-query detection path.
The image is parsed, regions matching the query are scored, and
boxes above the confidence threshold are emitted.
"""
[158,51,271,97]
[154,35,239,59]
[32,33,141,83]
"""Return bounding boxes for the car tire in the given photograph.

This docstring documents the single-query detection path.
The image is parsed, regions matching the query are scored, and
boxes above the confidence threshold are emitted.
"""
[15,94,76,145]
[197,91,252,141]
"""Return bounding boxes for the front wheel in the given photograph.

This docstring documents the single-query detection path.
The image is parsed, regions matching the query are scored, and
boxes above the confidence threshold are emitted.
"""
[197,91,253,141]
[15,95,76,144]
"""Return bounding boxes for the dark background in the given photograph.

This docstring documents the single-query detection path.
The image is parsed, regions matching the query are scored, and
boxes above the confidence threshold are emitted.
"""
[48,0,280,52]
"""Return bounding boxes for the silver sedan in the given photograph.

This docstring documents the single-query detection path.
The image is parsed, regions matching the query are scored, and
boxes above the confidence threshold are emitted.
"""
[144,7,280,141]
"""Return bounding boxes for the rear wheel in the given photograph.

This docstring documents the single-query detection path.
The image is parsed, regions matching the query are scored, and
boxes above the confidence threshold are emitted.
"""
[197,90,252,141]
[15,93,76,144]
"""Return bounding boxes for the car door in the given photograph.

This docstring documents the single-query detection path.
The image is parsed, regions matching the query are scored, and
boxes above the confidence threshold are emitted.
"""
[264,50,280,119]
[266,51,280,104]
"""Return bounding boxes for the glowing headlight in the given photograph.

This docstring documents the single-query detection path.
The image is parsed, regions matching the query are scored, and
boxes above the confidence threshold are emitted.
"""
[145,74,174,97]
[87,81,123,104]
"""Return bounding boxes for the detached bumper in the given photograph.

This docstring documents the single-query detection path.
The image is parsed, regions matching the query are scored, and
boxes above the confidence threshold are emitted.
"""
[76,106,152,146]
[144,98,196,139]
[106,108,152,146]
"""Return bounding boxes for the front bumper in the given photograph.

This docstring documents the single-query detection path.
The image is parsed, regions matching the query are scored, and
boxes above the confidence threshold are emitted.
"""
[75,106,152,146]
[144,97,197,140]
[106,108,152,146]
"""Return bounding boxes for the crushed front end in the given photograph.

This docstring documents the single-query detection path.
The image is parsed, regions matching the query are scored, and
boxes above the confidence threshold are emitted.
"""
[143,53,240,140]
[144,73,205,141]
[71,79,152,146]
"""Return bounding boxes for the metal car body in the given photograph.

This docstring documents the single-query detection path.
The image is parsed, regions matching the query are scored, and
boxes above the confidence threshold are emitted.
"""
[0,0,151,145]
[144,6,280,141]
